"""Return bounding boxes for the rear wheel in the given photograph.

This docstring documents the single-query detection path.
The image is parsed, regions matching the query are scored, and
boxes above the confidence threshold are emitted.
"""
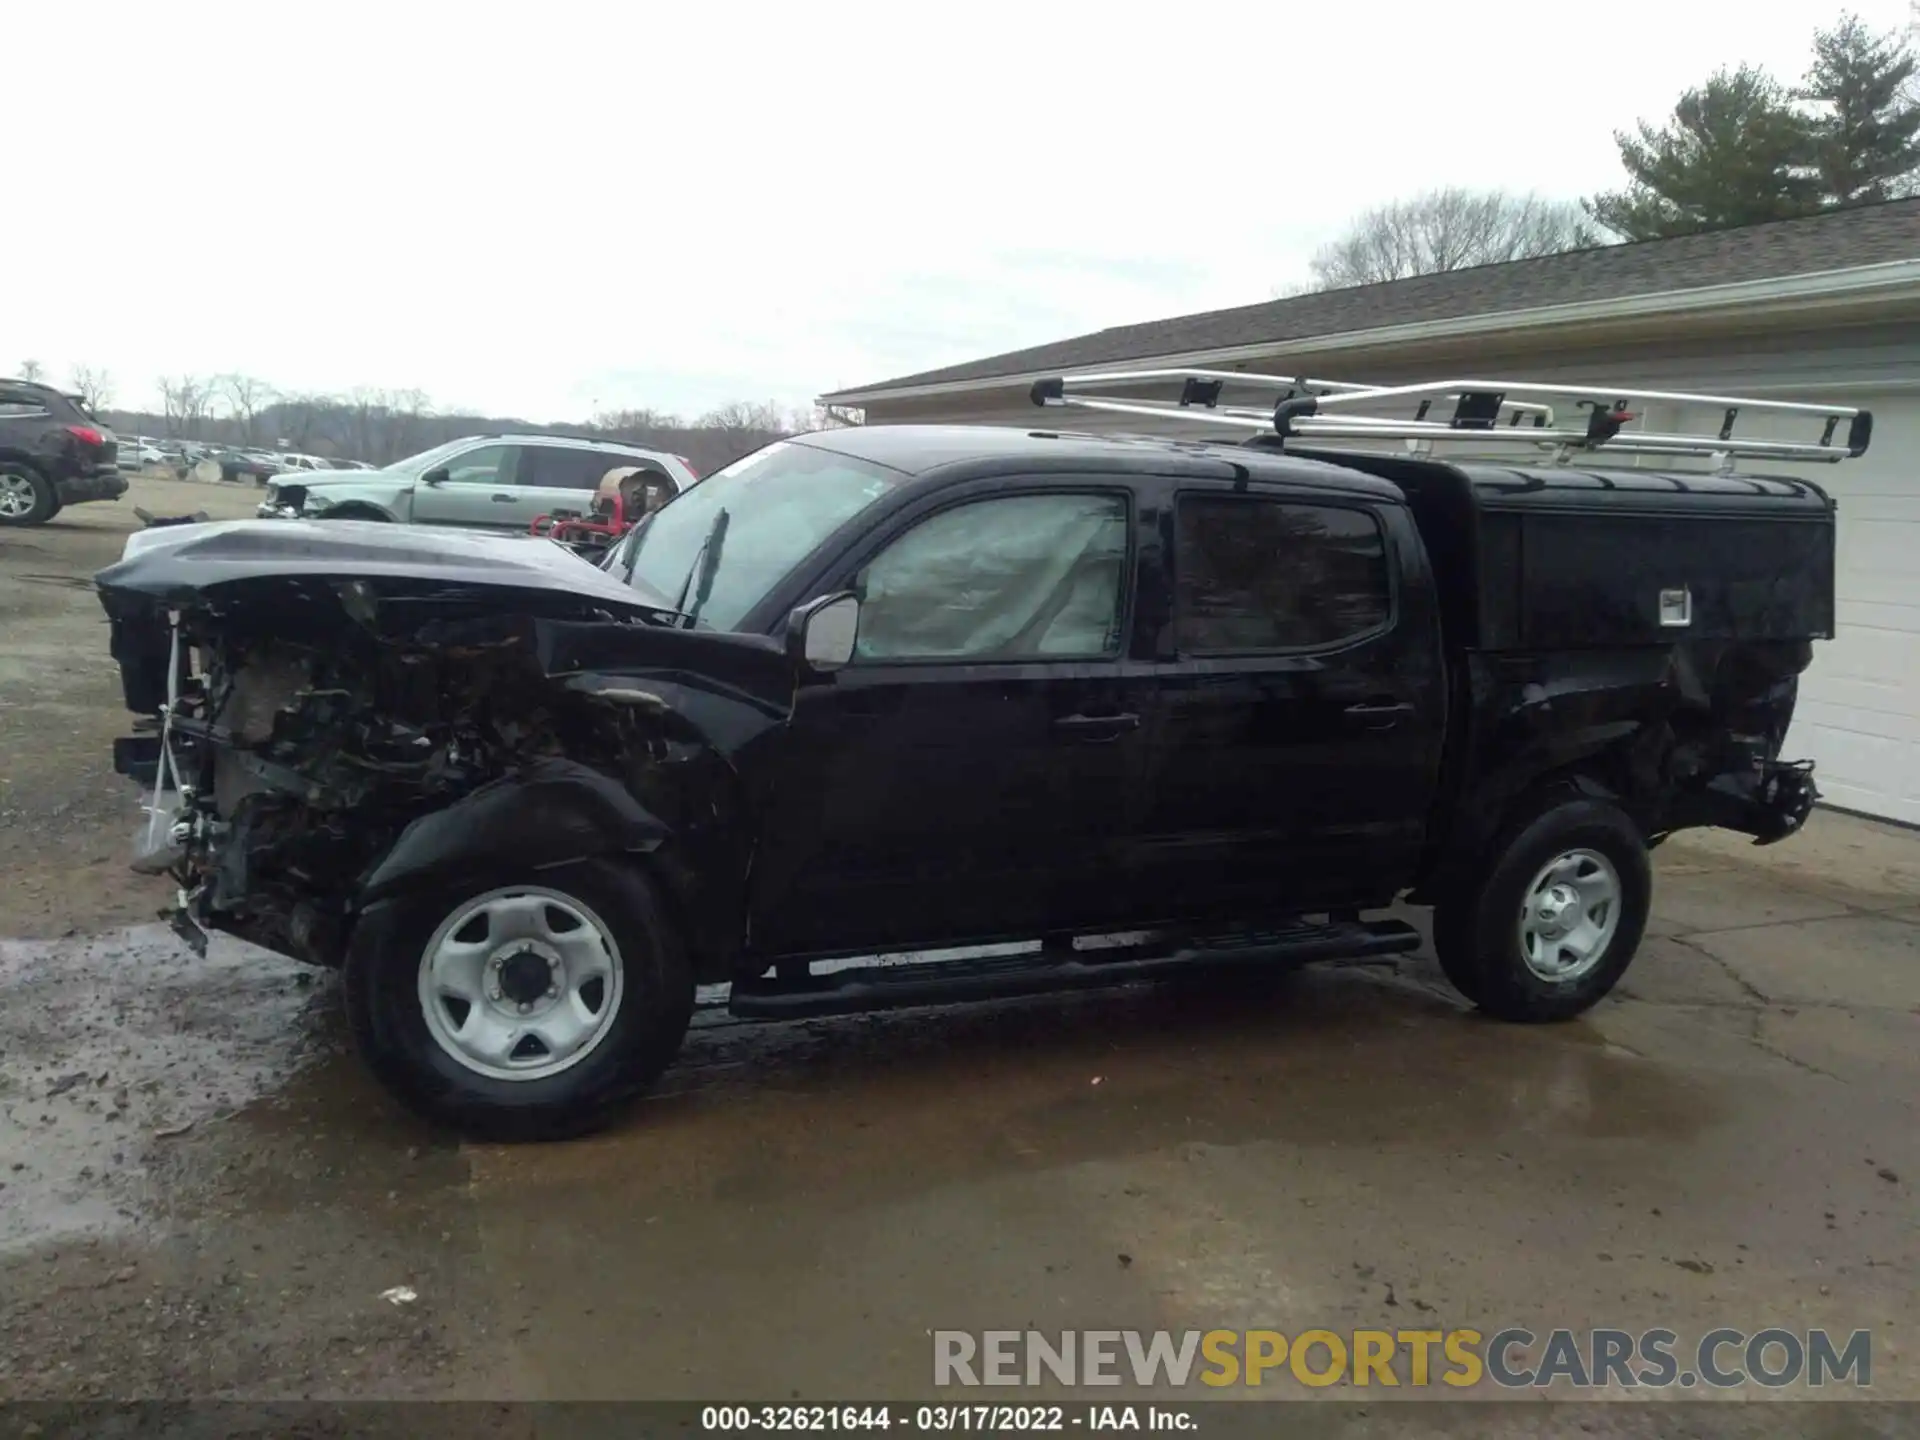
[0,463,55,526]
[344,858,693,1139]
[1431,795,1650,1022]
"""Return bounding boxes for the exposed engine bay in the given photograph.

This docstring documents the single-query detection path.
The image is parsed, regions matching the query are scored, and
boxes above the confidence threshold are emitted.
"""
[96,530,801,986]
[111,580,640,963]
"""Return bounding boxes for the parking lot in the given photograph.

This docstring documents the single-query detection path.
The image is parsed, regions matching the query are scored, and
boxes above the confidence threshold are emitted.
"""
[1,484,1916,1412]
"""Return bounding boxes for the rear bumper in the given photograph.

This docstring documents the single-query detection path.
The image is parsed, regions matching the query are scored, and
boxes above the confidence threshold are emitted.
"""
[56,468,129,505]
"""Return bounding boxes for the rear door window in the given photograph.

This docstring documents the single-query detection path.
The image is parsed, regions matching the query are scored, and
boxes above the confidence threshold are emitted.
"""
[522,445,619,490]
[0,388,50,419]
[1174,496,1391,653]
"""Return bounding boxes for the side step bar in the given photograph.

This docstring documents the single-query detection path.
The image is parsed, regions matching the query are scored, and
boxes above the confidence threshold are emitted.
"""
[728,918,1421,1021]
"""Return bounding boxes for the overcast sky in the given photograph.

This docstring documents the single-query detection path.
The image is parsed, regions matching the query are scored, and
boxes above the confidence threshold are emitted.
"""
[9,0,1910,422]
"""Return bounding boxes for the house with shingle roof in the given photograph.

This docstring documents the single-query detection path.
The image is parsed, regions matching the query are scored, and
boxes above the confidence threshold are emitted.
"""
[820,200,1920,824]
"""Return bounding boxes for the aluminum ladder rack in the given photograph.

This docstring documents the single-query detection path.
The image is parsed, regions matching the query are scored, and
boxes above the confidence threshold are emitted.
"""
[1028,368,1872,471]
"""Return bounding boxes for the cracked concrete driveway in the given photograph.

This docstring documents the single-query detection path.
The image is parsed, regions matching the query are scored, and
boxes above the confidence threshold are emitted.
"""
[0,495,1915,1425]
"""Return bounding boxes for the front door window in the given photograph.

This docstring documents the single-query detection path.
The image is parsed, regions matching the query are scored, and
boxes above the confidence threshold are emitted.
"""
[441,444,516,487]
[854,493,1129,661]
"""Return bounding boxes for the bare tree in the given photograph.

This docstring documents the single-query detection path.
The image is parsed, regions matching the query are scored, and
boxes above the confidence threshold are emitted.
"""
[592,406,685,435]
[381,388,432,460]
[334,389,384,464]
[1304,188,1598,291]
[69,365,115,410]
[270,392,332,453]
[18,359,46,383]
[159,375,214,439]
[320,387,437,464]
[693,401,790,467]
[215,374,276,444]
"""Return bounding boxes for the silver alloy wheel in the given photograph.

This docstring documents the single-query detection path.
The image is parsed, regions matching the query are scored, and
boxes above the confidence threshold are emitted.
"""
[0,472,37,518]
[1516,848,1622,983]
[417,886,625,1081]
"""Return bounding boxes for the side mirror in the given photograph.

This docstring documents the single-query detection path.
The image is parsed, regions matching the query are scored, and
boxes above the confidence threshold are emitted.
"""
[786,592,860,674]
[422,467,449,486]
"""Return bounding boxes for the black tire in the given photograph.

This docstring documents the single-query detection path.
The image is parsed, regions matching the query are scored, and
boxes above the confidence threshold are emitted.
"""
[343,857,694,1140]
[0,462,56,527]
[327,505,389,521]
[1431,795,1650,1022]
[1428,898,1481,1005]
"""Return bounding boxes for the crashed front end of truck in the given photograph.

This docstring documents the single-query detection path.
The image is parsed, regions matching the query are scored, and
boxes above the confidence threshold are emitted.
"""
[95,520,786,969]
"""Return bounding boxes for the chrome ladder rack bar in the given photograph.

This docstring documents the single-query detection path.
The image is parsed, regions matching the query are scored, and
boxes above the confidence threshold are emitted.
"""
[1028,368,1872,466]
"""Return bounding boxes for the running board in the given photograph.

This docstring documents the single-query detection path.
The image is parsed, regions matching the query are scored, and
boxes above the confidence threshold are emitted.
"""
[728,919,1421,1020]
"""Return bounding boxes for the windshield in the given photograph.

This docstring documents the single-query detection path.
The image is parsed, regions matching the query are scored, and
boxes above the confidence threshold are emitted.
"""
[614,439,903,630]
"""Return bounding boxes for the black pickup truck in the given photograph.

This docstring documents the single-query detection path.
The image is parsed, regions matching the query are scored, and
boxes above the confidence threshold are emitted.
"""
[93,372,1858,1137]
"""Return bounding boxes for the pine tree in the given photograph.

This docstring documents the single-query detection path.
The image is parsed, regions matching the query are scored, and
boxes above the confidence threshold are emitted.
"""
[1584,66,1823,240]
[1801,12,1920,205]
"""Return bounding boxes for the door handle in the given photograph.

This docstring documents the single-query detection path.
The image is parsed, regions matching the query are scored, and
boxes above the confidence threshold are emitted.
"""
[1054,712,1140,742]
[491,493,516,503]
[1344,700,1415,730]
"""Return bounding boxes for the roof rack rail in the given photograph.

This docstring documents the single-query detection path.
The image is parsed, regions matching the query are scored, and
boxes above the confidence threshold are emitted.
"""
[1028,368,1872,471]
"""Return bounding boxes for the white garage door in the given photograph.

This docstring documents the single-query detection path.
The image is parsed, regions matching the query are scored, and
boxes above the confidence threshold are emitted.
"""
[1785,390,1920,826]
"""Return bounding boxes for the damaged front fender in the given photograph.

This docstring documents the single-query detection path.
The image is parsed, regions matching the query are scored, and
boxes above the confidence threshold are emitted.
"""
[357,758,674,906]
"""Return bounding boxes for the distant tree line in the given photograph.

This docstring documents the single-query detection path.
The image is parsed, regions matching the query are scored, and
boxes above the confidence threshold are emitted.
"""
[1298,12,1920,290]
[65,374,843,474]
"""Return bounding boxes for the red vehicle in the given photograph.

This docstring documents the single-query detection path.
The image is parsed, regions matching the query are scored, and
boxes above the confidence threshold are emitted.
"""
[530,463,677,556]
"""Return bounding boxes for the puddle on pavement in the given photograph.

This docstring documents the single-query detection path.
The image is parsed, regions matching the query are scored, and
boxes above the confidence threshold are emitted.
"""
[468,962,1723,1213]
[0,923,333,1254]
[0,922,1726,1260]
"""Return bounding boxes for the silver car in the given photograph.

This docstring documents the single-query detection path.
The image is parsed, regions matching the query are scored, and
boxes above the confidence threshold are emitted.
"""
[256,434,698,531]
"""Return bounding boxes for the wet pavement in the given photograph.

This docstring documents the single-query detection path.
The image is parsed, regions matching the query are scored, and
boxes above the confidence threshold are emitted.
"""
[0,811,1915,1411]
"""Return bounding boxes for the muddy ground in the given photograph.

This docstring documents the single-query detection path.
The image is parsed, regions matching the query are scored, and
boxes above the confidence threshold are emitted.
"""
[0,472,263,941]
[0,484,1915,1429]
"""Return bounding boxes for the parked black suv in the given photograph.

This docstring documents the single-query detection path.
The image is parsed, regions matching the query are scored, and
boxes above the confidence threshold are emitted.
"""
[0,379,126,525]
[95,374,1858,1138]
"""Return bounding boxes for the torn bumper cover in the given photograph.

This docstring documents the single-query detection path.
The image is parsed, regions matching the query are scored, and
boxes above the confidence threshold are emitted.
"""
[94,518,790,968]
[1693,757,1820,845]
[58,465,129,505]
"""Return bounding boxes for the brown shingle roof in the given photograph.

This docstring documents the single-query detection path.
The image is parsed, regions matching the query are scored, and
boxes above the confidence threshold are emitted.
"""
[828,199,1920,399]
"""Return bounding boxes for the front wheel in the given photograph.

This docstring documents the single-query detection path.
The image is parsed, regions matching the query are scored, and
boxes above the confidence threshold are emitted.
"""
[344,858,693,1139]
[1432,795,1651,1022]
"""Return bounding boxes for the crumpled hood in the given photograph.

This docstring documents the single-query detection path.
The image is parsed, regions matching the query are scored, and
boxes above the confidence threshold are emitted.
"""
[95,517,678,615]
[269,469,387,491]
